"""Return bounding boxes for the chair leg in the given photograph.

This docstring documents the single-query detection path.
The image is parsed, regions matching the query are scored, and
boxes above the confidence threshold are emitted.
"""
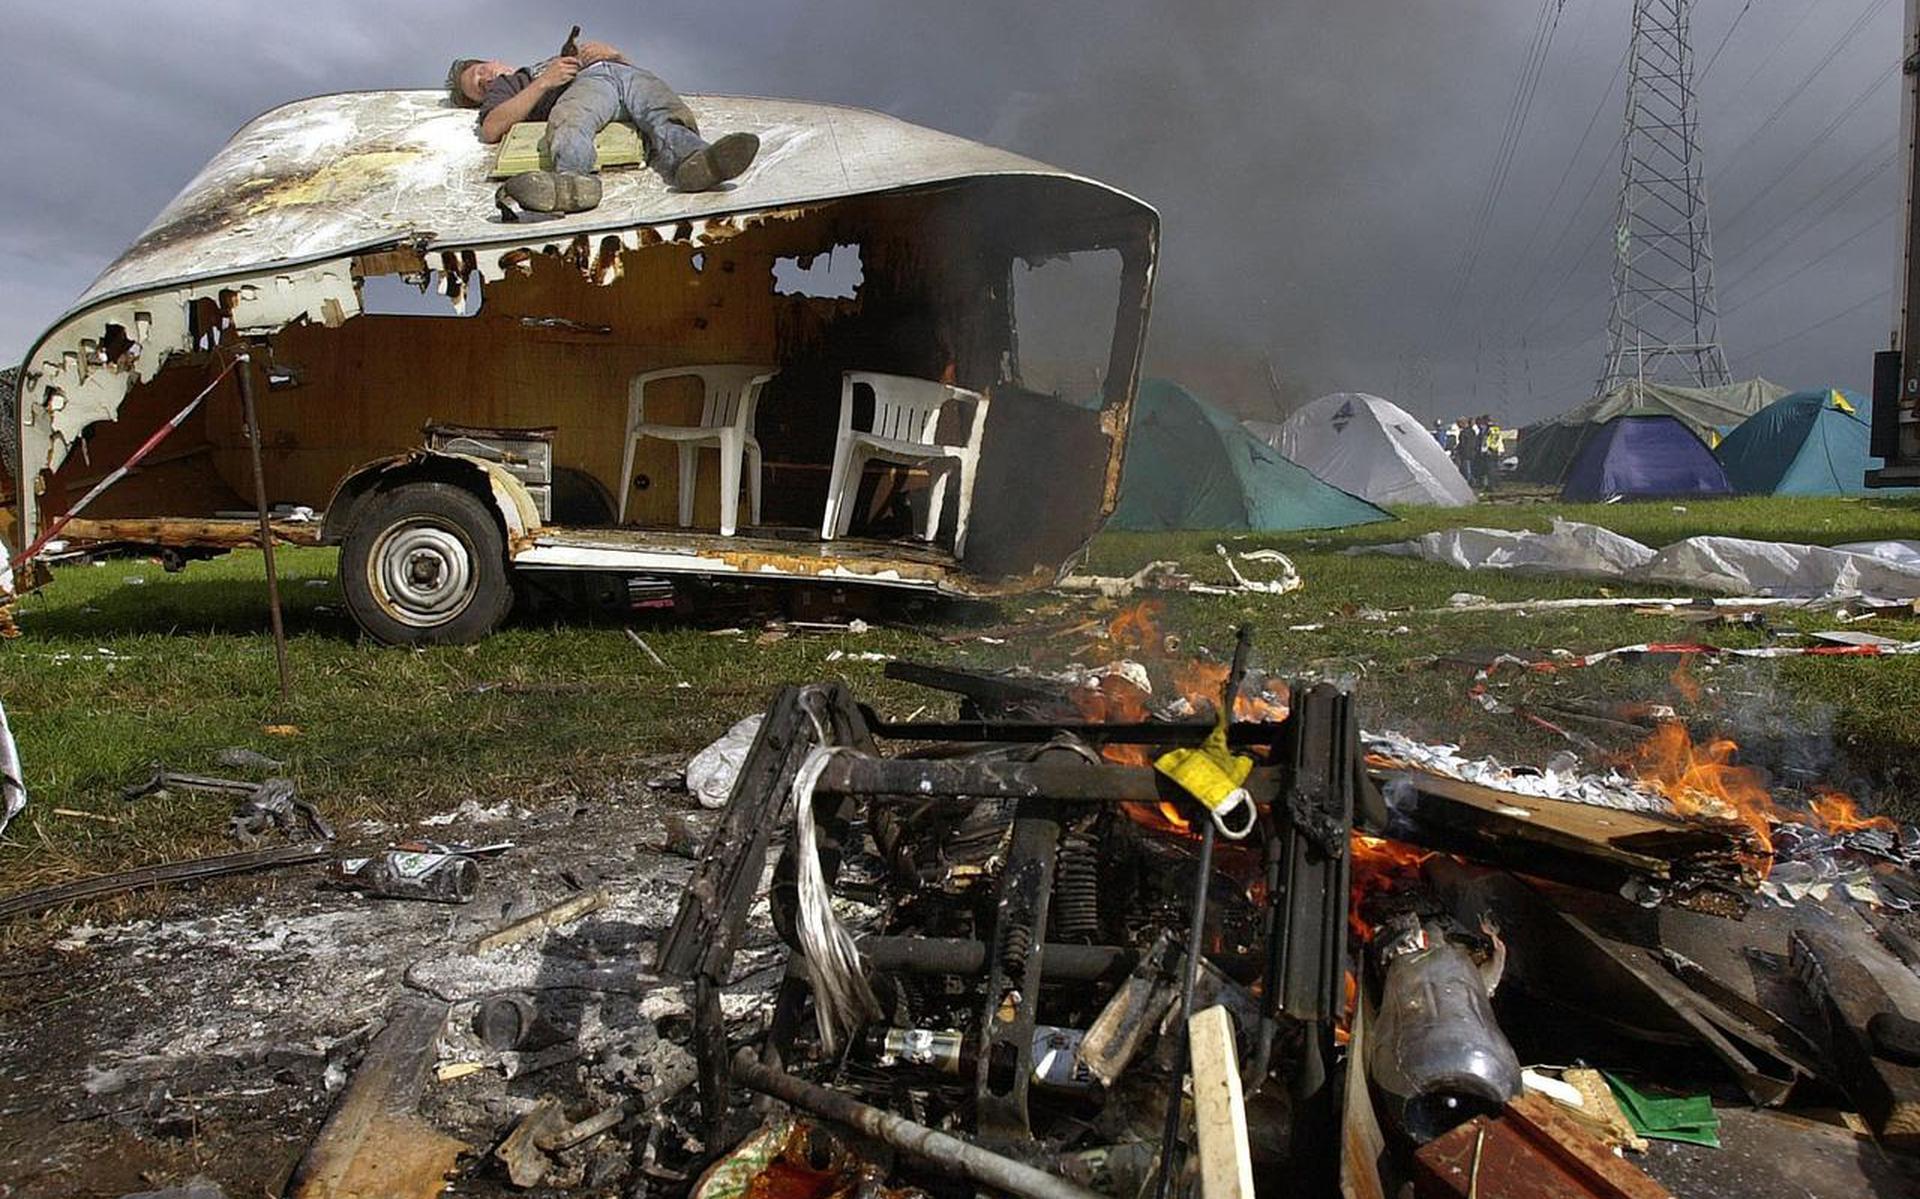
[678,443,698,529]
[618,437,639,525]
[821,433,853,540]
[718,432,742,538]
[922,458,951,544]
[746,440,763,529]
[952,451,980,559]
[834,446,869,539]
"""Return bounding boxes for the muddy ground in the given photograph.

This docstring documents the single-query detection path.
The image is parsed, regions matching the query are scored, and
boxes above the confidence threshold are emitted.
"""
[0,761,769,1199]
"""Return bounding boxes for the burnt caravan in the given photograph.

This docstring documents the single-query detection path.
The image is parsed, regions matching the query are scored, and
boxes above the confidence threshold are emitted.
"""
[0,92,1156,643]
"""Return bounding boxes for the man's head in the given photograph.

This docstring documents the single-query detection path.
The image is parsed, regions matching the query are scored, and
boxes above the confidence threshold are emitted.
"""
[448,58,513,107]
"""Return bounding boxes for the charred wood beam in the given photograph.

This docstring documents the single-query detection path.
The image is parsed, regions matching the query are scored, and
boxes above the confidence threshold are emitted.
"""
[859,936,1133,981]
[814,755,1284,805]
[1790,927,1920,1151]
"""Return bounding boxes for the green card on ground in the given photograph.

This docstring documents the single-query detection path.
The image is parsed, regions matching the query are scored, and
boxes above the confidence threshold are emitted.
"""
[1603,1071,1721,1148]
[491,122,645,178]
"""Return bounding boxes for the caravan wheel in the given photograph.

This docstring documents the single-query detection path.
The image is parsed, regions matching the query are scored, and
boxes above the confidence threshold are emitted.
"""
[342,482,513,645]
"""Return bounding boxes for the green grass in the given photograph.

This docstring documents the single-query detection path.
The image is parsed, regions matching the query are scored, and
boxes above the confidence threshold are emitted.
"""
[5,492,1920,924]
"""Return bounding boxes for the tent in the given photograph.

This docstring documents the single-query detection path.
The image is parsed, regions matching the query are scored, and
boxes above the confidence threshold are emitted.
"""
[1715,388,1910,496]
[1516,378,1786,485]
[1559,414,1731,502]
[1108,379,1393,532]
[1262,393,1476,507]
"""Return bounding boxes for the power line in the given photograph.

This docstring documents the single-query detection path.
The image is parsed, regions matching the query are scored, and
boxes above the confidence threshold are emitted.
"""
[1713,0,1894,174]
[1712,0,1822,118]
[1443,0,1567,322]
[1722,204,1898,319]
[1498,46,1631,328]
[1719,150,1899,296]
[1740,283,1892,359]
[1698,0,1755,83]
[1715,60,1898,238]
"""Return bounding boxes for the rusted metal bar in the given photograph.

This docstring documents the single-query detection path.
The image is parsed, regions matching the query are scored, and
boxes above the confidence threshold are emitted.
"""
[236,354,292,705]
[814,755,1284,805]
[0,841,330,920]
[731,1049,1104,1199]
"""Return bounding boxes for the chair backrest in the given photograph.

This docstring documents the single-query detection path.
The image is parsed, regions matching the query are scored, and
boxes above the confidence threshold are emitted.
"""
[845,371,978,445]
[631,365,776,430]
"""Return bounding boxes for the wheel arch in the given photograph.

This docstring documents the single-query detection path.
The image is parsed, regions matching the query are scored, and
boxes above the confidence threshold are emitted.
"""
[320,451,541,553]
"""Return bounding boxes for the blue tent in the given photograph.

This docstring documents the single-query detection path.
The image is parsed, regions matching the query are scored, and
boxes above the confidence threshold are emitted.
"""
[1109,379,1393,531]
[1715,388,1910,495]
[1559,413,1732,502]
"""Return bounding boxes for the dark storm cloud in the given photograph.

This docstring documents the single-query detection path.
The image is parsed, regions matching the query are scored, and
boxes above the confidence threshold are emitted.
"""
[0,1,1904,424]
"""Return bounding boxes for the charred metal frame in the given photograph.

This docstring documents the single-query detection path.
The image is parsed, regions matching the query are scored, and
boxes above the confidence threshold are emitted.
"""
[657,660,1365,1161]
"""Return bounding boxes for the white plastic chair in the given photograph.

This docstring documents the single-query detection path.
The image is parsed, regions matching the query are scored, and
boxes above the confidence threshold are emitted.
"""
[618,365,776,536]
[819,371,990,556]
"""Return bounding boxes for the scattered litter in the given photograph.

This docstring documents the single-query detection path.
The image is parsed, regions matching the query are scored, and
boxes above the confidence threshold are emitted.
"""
[687,715,765,809]
[825,649,894,662]
[1604,1072,1721,1147]
[215,747,286,771]
[625,626,670,668]
[1368,519,1920,601]
[329,845,481,904]
[0,694,27,836]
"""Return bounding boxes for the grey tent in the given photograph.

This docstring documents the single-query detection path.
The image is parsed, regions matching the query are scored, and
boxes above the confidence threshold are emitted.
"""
[1516,378,1786,485]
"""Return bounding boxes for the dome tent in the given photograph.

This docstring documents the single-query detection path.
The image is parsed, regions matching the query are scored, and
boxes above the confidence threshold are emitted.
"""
[1266,393,1476,507]
[1108,380,1392,532]
[1515,377,1785,485]
[1715,389,1913,496]
[1559,414,1731,502]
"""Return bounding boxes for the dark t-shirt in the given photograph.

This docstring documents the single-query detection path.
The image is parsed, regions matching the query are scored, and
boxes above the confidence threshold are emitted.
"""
[478,66,558,122]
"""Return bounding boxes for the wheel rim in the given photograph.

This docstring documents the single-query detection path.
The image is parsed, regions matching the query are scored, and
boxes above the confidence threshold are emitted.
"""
[366,516,477,629]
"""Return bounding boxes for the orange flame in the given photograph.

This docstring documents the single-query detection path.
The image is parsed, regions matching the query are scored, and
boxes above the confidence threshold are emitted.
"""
[1629,722,1780,863]
[1809,790,1898,834]
[1348,833,1433,942]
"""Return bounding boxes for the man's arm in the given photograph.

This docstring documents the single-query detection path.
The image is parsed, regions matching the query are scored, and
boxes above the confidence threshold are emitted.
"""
[477,57,581,144]
[575,40,629,66]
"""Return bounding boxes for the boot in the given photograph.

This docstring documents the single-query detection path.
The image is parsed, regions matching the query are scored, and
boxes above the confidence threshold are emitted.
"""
[501,170,604,214]
[671,133,760,192]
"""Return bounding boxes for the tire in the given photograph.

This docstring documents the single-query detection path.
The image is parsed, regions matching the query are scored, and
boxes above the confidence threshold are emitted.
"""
[340,482,513,645]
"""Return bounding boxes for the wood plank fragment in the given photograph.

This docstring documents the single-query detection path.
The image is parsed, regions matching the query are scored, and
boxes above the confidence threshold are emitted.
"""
[285,996,468,1199]
[1789,927,1920,1151]
[1188,1005,1255,1199]
[468,888,606,953]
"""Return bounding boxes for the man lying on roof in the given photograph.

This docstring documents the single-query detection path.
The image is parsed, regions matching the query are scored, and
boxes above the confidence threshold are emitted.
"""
[449,39,760,214]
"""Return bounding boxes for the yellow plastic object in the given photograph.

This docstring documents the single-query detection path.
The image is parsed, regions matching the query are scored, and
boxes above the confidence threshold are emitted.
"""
[1830,389,1857,415]
[1154,711,1257,839]
[490,121,646,178]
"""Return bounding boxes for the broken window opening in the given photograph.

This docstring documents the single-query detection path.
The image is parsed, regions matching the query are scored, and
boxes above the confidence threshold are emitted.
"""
[772,244,864,300]
[690,252,705,273]
[1011,248,1122,408]
[359,270,485,317]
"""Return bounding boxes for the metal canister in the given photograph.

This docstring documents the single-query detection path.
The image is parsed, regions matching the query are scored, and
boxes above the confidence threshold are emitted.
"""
[332,848,480,903]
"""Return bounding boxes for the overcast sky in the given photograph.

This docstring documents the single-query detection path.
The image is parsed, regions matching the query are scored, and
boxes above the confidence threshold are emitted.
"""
[0,0,1905,425]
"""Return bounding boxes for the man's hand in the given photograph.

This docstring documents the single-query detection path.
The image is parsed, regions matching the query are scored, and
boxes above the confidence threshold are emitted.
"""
[575,40,628,66]
[535,56,582,89]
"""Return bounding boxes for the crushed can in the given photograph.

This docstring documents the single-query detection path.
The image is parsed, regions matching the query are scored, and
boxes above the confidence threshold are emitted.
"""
[332,845,480,903]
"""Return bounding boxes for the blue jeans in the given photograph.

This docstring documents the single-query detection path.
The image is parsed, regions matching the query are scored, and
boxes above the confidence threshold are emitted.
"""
[546,62,708,179]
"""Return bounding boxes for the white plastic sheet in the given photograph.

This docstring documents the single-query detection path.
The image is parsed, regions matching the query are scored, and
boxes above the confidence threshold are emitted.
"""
[686,714,764,810]
[1363,521,1920,602]
[0,694,25,837]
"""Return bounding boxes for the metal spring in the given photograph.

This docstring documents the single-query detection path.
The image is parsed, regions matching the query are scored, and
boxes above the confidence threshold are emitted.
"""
[1000,921,1034,978]
[1051,830,1102,943]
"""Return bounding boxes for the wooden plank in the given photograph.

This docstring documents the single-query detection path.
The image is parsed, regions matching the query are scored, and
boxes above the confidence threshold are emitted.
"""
[1413,1093,1672,1199]
[1790,927,1920,1151]
[61,516,323,548]
[468,888,606,953]
[0,842,331,920]
[285,996,468,1199]
[1188,1005,1255,1199]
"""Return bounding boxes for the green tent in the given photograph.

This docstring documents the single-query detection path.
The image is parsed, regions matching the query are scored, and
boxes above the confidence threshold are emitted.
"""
[1716,388,1915,496]
[1109,379,1393,532]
